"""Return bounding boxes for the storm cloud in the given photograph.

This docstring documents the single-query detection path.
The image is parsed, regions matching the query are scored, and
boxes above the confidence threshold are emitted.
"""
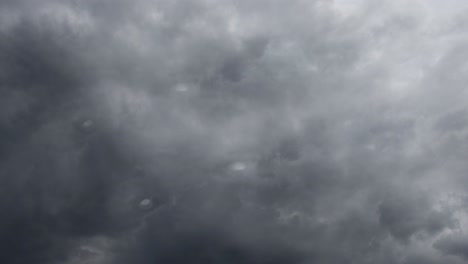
[2,0,468,263]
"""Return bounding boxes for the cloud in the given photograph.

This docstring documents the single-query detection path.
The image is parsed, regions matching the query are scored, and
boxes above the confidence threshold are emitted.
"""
[378,191,455,241]
[434,234,468,261]
[1,0,468,263]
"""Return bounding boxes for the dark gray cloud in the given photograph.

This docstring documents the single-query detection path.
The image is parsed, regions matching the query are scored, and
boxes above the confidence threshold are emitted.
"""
[434,234,468,261]
[378,190,455,241]
[1,0,468,263]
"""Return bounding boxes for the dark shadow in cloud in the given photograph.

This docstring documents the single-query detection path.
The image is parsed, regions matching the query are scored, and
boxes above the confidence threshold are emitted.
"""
[120,222,307,264]
[434,109,468,133]
[221,56,245,82]
[0,18,92,160]
[434,235,468,261]
[378,191,454,242]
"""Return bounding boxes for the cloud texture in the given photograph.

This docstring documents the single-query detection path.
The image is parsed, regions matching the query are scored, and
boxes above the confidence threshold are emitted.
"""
[2,0,468,263]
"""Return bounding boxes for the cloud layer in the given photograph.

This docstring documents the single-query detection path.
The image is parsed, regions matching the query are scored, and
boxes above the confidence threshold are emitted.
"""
[2,0,468,263]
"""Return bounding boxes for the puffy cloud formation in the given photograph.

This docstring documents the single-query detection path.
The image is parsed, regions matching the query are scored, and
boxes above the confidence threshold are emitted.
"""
[2,0,468,263]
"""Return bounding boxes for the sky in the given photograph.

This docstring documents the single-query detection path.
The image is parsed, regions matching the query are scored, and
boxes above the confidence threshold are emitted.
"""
[2,0,468,263]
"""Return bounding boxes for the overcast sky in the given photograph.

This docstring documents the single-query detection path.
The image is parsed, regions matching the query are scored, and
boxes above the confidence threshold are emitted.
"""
[2,0,468,263]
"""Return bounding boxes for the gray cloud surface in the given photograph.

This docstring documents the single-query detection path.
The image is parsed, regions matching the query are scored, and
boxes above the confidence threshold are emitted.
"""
[1,0,468,263]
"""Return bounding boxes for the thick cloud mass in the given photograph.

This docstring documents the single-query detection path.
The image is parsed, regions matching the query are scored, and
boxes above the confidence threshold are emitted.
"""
[2,0,468,263]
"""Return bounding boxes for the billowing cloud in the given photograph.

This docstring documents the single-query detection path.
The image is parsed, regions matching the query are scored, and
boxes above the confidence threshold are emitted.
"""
[1,0,468,263]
